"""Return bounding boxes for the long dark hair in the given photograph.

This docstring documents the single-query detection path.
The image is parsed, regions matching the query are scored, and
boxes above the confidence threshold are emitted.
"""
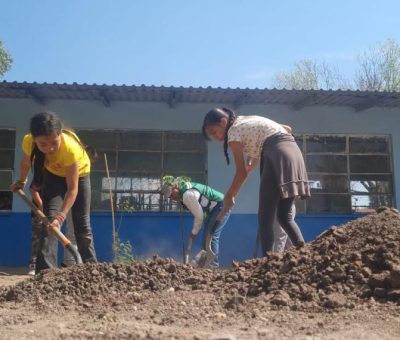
[29,111,88,169]
[202,107,237,165]
[29,111,63,172]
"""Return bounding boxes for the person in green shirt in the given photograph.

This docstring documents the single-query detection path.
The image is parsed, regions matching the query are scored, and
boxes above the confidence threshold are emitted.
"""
[162,176,231,268]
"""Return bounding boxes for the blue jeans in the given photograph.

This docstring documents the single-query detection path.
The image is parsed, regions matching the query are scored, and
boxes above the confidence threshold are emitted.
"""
[202,202,231,268]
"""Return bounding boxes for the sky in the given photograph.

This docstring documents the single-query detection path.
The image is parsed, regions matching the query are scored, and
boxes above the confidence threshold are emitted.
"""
[1,0,400,89]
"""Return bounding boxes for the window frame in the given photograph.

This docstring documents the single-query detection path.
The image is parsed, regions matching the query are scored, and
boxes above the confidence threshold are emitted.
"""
[76,129,207,213]
[0,128,16,211]
[295,133,394,214]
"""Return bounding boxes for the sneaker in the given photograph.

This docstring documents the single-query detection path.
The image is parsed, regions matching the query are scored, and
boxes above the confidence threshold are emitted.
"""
[27,264,36,276]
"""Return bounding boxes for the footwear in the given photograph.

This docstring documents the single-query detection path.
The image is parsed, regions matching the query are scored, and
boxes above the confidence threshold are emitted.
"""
[27,264,36,276]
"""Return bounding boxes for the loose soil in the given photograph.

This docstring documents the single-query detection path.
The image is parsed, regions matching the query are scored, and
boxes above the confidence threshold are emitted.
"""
[1,207,400,339]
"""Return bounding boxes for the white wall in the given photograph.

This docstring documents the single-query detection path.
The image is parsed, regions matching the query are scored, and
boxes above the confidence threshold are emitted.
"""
[1,98,399,212]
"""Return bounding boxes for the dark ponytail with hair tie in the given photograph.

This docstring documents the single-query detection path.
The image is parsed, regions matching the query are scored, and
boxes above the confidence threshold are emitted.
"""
[221,107,237,165]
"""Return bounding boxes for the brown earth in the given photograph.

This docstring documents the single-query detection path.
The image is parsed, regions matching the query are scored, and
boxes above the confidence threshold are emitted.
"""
[1,207,400,339]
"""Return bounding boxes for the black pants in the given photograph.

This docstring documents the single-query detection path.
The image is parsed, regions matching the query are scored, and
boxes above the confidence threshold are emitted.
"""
[36,170,97,271]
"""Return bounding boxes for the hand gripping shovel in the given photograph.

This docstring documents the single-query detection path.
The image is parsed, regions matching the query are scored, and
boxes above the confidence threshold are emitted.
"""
[186,220,219,268]
[17,189,83,265]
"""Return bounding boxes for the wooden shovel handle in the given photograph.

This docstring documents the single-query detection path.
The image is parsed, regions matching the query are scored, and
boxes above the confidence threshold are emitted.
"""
[16,189,71,247]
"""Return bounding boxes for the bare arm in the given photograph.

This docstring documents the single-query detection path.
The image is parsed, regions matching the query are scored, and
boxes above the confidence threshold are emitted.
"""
[10,153,32,192]
[29,187,43,211]
[182,191,204,235]
[220,141,248,217]
[19,153,32,182]
[61,162,79,216]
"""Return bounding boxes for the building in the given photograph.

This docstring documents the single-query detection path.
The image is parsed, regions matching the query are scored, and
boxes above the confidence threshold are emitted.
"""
[1,81,399,266]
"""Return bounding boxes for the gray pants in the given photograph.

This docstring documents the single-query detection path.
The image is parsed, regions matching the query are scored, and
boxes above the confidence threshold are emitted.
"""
[272,204,296,253]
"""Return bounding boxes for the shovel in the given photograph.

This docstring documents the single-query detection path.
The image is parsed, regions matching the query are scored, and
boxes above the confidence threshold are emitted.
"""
[16,189,83,265]
[185,220,219,268]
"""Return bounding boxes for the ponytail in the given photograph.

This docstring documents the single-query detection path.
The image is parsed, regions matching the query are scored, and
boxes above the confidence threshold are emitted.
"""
[221,108,237,165]
[30,145,45,185]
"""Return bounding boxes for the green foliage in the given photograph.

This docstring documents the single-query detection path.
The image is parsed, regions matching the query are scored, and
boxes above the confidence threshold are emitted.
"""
[112,233,136,264]
[118,197,136,212]
[162,175,192,187]
[271,38,400,92]
[0,40,12,78]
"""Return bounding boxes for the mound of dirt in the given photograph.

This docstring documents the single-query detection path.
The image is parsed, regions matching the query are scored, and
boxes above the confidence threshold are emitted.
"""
[1,207,400,313]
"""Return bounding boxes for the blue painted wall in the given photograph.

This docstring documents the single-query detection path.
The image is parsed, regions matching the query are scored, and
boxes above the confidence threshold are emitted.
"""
[0,212,361,267]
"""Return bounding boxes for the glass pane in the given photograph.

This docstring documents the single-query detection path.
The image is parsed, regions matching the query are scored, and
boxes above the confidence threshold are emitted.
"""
[75,130,117,149]
[119,131,162,150]
[352,195,392,213]
[164,152,205,173]
[116,192,161,212]
[350,155,390,173]
[308,174,348,193]
[90,171,110,191]
[0,171,12,190]
[118,151,162,171]
[116,177,132,191]
[92,151,116,171]
[306,135,346,153]
[349,136,388,153]
[350,174,392,194]
[91,190,111,211]
[0,191,13,210]
[0,151,14,169]
[306,155,347,173]
[101,176,116,191]
[113,175,161,191]
[165,132,205,151]
[306,194,350,214]
[0,130,16,149]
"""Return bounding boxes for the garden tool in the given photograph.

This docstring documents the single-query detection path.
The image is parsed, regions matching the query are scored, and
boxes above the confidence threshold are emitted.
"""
[183,236,193,265]
[184,235,208,267]
[186,220,219,268]
[16,189,83,265]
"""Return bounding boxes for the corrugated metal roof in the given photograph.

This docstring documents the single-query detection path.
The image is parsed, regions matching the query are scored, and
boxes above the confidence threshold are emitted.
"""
[1,81,400,111]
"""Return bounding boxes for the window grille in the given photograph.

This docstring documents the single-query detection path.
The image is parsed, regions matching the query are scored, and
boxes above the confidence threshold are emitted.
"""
[295,134,394,214]
[76,129,207,212]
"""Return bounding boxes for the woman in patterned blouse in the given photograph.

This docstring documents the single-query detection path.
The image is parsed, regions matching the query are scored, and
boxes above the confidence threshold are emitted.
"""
[202,107,310,255]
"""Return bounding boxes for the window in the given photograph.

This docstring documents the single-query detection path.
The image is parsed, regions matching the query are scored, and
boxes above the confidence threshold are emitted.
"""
[295,134,393,214]
[0,129,16,211]
[76,129,207,212]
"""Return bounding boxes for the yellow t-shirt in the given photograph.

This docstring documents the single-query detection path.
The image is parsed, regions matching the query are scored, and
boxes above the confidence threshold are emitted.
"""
[22,131,91,177]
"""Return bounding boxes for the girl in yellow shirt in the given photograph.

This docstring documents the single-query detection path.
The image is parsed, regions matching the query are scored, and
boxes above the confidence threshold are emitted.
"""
[11,111,97,272]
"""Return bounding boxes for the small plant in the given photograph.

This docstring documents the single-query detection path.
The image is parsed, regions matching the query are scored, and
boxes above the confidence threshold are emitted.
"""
[113,233,136,264]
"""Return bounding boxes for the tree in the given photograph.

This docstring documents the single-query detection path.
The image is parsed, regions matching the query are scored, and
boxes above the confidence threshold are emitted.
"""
[272,59,351,90]
[355,39,400,92]
[0,40,13,78]
[271,38,400,92]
